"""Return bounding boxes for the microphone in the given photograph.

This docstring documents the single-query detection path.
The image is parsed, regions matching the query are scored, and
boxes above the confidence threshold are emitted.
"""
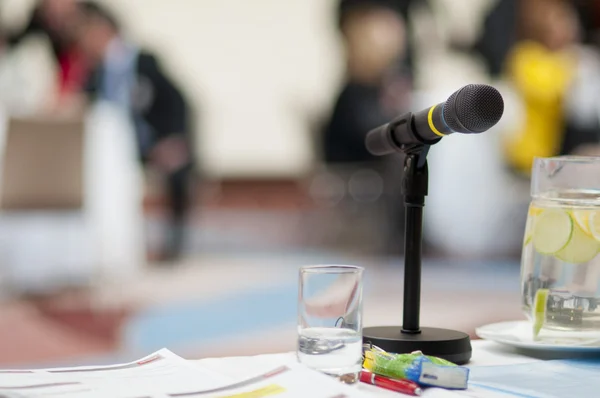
[365,84,504,156]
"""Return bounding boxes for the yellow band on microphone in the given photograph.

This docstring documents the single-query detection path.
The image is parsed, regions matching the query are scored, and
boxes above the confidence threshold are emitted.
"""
[428,105,446,137]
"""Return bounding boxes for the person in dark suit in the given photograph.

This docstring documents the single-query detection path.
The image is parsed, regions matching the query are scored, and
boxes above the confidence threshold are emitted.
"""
[77,1,195,262]
[322,1,411,256]
[324,0,410,164]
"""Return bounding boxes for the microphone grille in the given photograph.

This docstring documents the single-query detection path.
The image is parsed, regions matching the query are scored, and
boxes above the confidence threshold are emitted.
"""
[443,84,504,133]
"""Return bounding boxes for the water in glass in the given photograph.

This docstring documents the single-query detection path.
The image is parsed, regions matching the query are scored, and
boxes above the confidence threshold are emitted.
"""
[522,157,600,341]
[297,265,363,381]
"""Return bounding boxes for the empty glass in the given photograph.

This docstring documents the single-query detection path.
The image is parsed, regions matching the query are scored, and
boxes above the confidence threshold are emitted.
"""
[297,265,363,381]
[521,156,600,343]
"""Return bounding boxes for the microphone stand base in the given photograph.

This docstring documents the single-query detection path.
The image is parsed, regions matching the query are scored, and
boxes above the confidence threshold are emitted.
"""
[363,326,472,365]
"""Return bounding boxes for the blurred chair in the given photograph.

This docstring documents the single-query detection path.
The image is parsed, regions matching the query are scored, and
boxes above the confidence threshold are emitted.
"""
[0,104,145,296]
[0,116,92,294]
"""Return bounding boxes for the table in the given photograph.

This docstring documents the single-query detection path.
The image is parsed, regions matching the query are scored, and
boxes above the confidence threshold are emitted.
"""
[191,340,541,397]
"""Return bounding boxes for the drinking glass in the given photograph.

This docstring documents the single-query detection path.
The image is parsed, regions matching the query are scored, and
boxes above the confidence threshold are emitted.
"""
[297,265,364,382]
[521,156,600,342]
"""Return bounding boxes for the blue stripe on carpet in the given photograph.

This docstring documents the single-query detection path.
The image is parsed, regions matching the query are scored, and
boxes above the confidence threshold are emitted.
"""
[122,260,520,352]
[122,283,299,352]
[122,273,378,352]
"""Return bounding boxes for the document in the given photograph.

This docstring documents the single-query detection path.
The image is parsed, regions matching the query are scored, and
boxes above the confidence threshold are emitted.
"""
[0,350,370,398]
[0,349,232,398]
[175,362,371,398]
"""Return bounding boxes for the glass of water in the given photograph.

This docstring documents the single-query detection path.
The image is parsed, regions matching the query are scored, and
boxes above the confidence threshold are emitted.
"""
[522,156,600,342]
[297,265,364,382]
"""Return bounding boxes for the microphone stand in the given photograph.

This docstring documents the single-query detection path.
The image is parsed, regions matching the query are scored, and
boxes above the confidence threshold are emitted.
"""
[362,144,472,365]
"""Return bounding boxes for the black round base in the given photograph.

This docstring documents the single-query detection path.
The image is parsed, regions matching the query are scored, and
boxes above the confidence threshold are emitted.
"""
[363,326,472,365]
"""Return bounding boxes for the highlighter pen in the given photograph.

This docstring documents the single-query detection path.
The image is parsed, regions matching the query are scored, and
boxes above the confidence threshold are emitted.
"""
[360,370,422,396]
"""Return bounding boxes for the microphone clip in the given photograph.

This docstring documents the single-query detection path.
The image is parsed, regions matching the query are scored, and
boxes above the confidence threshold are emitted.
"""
[402,152,429,200]
[385,112,431,168]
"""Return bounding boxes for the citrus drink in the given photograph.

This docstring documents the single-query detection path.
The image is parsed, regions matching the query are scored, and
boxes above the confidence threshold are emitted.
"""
[522,190,600,339]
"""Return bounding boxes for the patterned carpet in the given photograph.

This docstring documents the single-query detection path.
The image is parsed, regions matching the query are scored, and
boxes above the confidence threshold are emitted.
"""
[0,251,525,368]
[0,189,527,368]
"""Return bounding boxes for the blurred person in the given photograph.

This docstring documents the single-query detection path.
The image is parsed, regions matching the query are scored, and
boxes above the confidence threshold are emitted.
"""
[2,0,89,104]
[474,0,519,78]
[571,0,600,47]
[337,0,428,81]
[77,1,195,262]
[475,0,596,77]
[502,0,581,176]
[321,1,411,256]
[323,0,410,164]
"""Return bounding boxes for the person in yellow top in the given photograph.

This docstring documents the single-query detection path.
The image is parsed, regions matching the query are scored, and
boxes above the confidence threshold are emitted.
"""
[503,0,580,175]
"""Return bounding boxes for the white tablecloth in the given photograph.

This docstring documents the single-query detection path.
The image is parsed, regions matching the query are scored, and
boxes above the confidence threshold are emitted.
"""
[191,340,540,397]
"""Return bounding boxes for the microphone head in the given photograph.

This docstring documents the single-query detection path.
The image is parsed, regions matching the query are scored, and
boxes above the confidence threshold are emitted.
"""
[443,84,504,134]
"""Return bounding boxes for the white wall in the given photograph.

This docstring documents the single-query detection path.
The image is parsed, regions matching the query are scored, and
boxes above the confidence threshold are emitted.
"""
[1,0,345,178]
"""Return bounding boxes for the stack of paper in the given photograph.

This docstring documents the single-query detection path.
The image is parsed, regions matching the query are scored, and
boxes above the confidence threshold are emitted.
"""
[0,349,370,398]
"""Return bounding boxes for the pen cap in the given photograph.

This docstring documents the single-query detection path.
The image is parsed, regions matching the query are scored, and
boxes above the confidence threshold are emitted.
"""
[359,370,373,384]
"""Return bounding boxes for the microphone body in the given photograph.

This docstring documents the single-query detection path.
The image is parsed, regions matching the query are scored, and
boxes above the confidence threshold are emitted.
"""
[366,84,504,156]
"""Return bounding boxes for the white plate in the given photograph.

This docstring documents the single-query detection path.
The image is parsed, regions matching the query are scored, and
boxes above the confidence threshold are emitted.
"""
[476,321,600,352]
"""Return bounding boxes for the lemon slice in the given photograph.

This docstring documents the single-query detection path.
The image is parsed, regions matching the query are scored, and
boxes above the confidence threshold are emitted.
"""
[572,210,593,236]
[588,211,600,243]
[532,209,572,254]
[529,206,543,217]
[533,288,549,338]
[555,219,600,264]
[524,217,535,246]
[523,206,541,245]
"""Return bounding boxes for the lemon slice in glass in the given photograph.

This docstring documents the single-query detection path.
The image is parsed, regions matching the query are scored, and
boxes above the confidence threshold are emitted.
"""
[529,206,543,217]
[524,217,534,246]
[532,209,572,255]
[555,219,600,264]
[572,210,593,236]
[524,206,542,246]
[588,211,600,243]
[533,288,549,339]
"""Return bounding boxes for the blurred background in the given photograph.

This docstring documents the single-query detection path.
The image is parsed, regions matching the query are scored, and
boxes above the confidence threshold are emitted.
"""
[0,0,599,367]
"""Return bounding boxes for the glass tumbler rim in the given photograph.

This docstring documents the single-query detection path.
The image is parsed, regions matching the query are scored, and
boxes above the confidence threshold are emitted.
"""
[300,264,364,274]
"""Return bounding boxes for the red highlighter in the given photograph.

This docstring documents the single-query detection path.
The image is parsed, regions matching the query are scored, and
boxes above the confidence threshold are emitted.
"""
[360,370,422,396]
